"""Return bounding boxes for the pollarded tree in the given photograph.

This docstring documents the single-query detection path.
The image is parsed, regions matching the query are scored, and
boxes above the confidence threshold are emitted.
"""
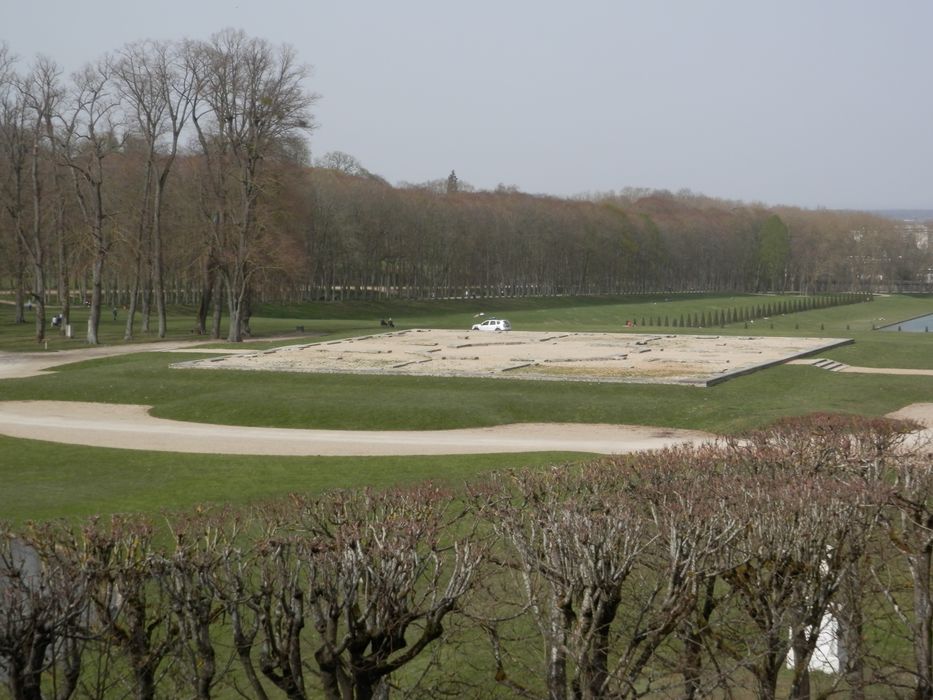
[299,486,483,700]
[733,413,920,698]
[718,470,873,700]
[475,456,739,700]
[80,515,176,700]
[872,441,933,699]
[617,446,746,699]
[160,508,243,700]
[217,487,482,700]
[473,465,646,699]
[0,524,86,700]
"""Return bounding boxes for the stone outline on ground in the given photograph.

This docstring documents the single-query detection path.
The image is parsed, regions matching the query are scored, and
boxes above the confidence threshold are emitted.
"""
[172,329,853,387]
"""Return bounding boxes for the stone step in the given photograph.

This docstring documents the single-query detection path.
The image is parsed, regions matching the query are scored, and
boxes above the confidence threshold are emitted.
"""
[812,358,847,371]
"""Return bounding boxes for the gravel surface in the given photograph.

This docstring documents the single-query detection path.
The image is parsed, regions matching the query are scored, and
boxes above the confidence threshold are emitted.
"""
[0,400,714,456]
[173,329,850,386]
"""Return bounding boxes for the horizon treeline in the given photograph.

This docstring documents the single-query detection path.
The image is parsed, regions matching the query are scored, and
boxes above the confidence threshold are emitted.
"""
[1,32,930,343]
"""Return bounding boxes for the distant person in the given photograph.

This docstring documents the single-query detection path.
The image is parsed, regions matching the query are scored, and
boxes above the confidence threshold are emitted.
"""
[112,307,118,320]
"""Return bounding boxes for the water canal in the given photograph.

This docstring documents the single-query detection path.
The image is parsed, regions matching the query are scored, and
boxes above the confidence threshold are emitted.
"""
[879,312,933,332]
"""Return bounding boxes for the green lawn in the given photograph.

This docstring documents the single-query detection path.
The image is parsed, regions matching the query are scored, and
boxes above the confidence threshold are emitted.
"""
[1,292,931,522]
[8,291,925,350]
[2,352,931,434]
[0,435,578,524]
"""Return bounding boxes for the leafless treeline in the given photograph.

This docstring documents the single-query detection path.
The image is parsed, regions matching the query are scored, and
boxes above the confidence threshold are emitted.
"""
[2,33,930,345]
[0,30,315,344]
[2,415,932,699]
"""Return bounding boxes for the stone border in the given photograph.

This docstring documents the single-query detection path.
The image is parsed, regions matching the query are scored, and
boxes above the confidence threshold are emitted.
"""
[171,330,855,387]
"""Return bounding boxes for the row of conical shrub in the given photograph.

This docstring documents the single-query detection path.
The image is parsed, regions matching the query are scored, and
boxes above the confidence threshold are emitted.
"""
[637,292,871,329]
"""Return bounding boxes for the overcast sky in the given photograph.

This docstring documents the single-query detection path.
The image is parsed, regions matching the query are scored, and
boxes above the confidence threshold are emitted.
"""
[6,0,933,209]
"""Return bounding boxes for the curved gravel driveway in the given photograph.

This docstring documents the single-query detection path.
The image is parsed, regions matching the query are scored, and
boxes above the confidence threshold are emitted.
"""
[0,401,714,456]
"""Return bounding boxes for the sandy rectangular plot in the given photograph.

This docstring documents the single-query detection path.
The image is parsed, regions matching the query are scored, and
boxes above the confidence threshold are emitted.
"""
[172,330,852,386]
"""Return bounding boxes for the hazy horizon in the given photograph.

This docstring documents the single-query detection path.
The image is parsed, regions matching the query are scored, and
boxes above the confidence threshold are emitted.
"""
[6,1,933,211]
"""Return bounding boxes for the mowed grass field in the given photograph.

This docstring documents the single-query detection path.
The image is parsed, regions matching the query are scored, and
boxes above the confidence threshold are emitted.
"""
[1,292,931,523]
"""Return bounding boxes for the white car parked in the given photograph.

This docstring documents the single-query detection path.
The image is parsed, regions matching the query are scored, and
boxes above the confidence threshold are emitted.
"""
[471,318,512,332]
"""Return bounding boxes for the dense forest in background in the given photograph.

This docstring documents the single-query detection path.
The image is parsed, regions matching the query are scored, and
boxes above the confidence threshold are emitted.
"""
[2,32,931,343]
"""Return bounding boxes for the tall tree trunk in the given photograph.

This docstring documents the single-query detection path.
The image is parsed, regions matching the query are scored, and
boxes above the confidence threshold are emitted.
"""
[196,259,214,335]
[583,596,618,699]
[152,178,167,337]
[54,192,70,334]
[30,135,46,343]
[837,567,866,700]
[211,274,223,340]
[240,286,252,337]
[789,627,812,700]
[6,632,52,700]
[87,253,104,345]
[225,276,242,343]
[680,577,717,700]
[14,235,27,324]
[124,257,141,340]
[32,273,45,343]
[547,599,570,700]
[140,285,151,333]
[225,603,270,700]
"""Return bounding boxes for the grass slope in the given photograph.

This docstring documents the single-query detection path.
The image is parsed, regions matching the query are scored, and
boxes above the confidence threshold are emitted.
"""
[1,293,931,521]
[0,435,578,524]
[2,353,931,434]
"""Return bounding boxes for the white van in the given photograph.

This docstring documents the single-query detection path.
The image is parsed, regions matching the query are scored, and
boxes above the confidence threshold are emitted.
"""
[471,318,512,332]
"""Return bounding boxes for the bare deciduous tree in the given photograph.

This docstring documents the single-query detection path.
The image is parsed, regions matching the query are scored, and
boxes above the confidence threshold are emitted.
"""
[0,524,85,700]
[188,29,316,341]
[873,442,933,699]
[113,39,193,339]
[80,516,176,700]
[735,413,922,698]
[717,472,872,700]
[475,455,739,700]
[314,487,482,699]
[0,51,33,332]
[58,57,121,345]
[161,509,240,700]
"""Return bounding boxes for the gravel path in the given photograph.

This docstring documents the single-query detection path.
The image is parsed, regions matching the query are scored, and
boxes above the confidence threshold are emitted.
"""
[0,340,231,380]
[2,340,930,457]
[0,401,714,456]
